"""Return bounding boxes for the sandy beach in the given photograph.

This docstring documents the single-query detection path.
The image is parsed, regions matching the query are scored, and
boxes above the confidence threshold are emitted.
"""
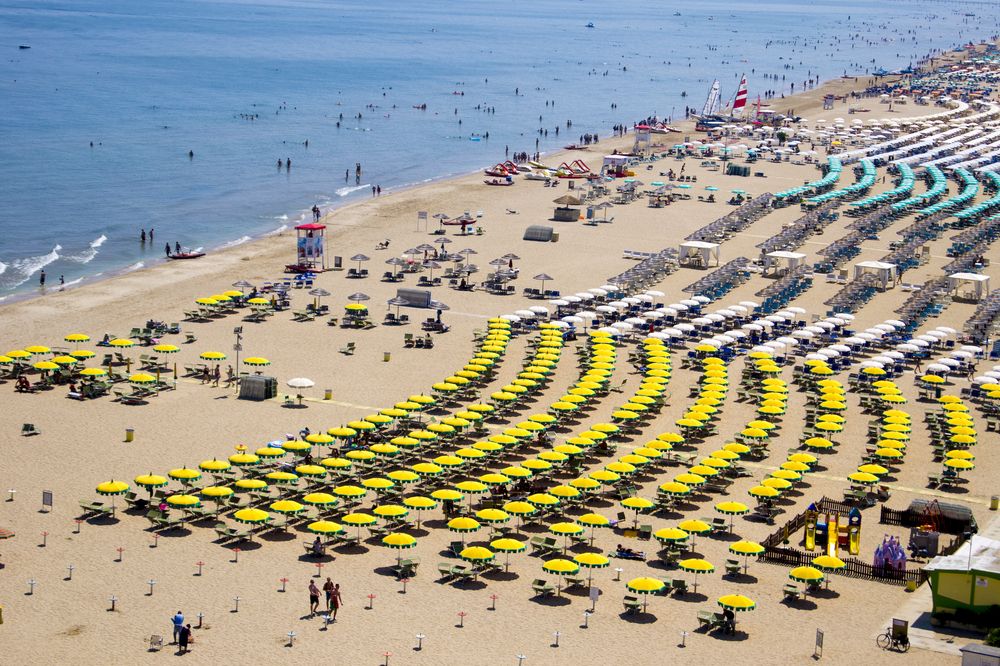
[1,43,998,665]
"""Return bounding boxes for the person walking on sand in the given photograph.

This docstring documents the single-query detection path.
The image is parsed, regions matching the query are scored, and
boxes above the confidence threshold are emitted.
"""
[165,242,172,257]
[323,577,335,611]
[330,583,342,621]
[171,610,185,644]
[213,364,221,387]
[309,580,320,615]
[178,624,193,653]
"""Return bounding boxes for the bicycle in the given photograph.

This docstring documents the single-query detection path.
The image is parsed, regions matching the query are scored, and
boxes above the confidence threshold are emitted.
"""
[876,626,910,652]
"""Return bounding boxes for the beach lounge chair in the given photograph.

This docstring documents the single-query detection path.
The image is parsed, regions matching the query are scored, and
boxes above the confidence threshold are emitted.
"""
[725,559,741,577]
[671,578,688,595]
[148,635,164,652]
[782,583,802,601]
[79,500,113,517]
[531,578,556,596]
[21,423,40,436]
[438,562,459,580]
[697,610,725,630]
[145,509,182,530]
[339,342,356,355]
[394,558,419,578]
[623,595,642,613]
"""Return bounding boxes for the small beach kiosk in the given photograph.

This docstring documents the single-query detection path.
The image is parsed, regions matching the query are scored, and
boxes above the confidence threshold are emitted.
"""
[288,222,328,273]
[678,241,720,269]
[949,272,990,302]
[854,260,896,290]
[924,535,1000,620]
[552,195,583,222]
[601,154,632,177]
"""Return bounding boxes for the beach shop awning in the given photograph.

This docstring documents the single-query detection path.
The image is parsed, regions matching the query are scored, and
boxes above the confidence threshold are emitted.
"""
[948,272,990,302]
[925,535,1000,617]
[679,241,720,268]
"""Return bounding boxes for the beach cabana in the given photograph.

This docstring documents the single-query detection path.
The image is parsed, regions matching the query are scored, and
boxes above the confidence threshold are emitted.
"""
[678,241,720,269]
[924,535,1000,620]
[948,272,990,302]
[854,261,896,290]
[763,251,807,277]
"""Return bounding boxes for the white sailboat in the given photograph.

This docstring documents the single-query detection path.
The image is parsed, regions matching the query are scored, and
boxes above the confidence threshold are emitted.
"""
[699,79,722,117]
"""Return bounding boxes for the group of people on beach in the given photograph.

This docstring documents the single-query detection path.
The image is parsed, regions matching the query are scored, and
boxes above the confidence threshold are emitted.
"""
[308,578,343,619]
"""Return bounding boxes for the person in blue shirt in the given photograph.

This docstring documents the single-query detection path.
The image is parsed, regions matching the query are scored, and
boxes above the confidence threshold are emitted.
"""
[172,611,184,644]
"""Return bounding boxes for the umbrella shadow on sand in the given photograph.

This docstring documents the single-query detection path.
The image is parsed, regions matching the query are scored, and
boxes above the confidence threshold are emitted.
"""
[619,610,658,624]
[532,594,571,607]
[781,596,818,611]
[705,628,749,642]
[260,529,296,543]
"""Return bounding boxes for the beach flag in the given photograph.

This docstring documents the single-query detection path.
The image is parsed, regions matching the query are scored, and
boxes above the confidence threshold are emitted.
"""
[733,75,748,112]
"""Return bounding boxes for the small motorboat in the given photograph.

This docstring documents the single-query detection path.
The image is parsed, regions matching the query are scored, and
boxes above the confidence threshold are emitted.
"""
[484,178,514,186]
[585,22,595,28]
[167,252,205,260]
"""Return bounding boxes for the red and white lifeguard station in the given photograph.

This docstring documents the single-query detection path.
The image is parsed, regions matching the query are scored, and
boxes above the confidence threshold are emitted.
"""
[287,222,328,273]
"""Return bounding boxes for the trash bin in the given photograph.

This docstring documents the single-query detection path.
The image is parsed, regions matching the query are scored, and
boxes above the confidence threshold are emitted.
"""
[324,389,332,401]
[125,428,134,443]
[991,495,999,511]
[383,352,391,362]
[551,231,560,243]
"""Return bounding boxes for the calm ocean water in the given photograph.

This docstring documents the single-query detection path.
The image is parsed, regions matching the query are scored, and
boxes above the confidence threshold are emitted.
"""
[0,0,992,298]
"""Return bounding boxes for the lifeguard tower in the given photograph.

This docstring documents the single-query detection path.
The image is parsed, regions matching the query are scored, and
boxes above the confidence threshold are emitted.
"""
[288,223,328,273]
[632,125,651,155]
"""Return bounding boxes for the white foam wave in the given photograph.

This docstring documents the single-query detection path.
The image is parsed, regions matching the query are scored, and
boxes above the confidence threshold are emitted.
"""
[59,276,85,289]
[122,261,144,273]
[336,184,371,197]
[265,224,288,236]
[65,234,108,264]
[3,244,62,288]
[220,236,251,249]
[275,214,289,221]
[0,261,6,276]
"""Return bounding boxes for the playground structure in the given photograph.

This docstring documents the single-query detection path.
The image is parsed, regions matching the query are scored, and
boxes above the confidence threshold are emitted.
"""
[804,504,862,557]
[287,222,328,273]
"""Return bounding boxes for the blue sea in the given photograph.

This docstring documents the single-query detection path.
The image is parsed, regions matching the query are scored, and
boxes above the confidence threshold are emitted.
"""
[0,0,992,298]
